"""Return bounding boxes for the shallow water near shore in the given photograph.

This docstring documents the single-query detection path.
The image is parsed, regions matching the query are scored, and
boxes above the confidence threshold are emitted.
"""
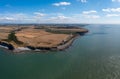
[1,24,120,79]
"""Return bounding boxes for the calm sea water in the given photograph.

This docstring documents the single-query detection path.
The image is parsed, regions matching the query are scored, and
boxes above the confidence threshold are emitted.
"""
[1,24,120,79]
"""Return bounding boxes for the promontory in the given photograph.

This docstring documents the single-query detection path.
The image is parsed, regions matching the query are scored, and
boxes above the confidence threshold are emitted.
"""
[0,24,88,52]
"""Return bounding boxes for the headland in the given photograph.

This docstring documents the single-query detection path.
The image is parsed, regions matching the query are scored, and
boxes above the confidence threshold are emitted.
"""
[0,24,88,52]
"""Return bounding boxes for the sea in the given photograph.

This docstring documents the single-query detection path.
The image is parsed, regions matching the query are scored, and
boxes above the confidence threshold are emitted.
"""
[0,24,120,79]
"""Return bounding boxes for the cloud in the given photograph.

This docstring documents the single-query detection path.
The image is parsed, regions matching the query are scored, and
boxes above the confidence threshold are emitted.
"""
[83,15,100,19]
[0,13,35,23]
[0,13,28,21]
[106,14,120,17]
[102,9,111,12]
[0,12,47,23]
[81,10,100,19]
[47,15,72,23]
[32,12,47,23]
[91,15,100,18]
[34,12,46,17]
[82,10,97,14]
[102,8,120,12]
[50,15,69,20]
[52,2,71,6]
[0,12,100,23]
[112,0,120,2]
[13,13,28,20]
[0,17,15,21]
[77,0,87,3]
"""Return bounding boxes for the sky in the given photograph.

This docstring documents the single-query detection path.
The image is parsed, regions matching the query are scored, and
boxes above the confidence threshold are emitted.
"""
[0,0,120,24]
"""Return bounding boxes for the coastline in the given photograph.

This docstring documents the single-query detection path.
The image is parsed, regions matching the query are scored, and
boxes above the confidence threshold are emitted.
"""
[0,45,8,49]
[0,25,88,53]
[0,35,79,53]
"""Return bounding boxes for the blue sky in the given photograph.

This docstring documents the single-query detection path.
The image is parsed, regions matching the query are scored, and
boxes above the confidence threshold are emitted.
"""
[0,0,120,24]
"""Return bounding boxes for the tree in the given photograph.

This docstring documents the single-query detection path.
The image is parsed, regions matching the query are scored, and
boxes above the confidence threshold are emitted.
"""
[7,32,23,44]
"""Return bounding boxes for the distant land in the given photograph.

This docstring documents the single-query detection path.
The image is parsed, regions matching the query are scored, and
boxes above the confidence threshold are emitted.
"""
[0,24,88,53]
